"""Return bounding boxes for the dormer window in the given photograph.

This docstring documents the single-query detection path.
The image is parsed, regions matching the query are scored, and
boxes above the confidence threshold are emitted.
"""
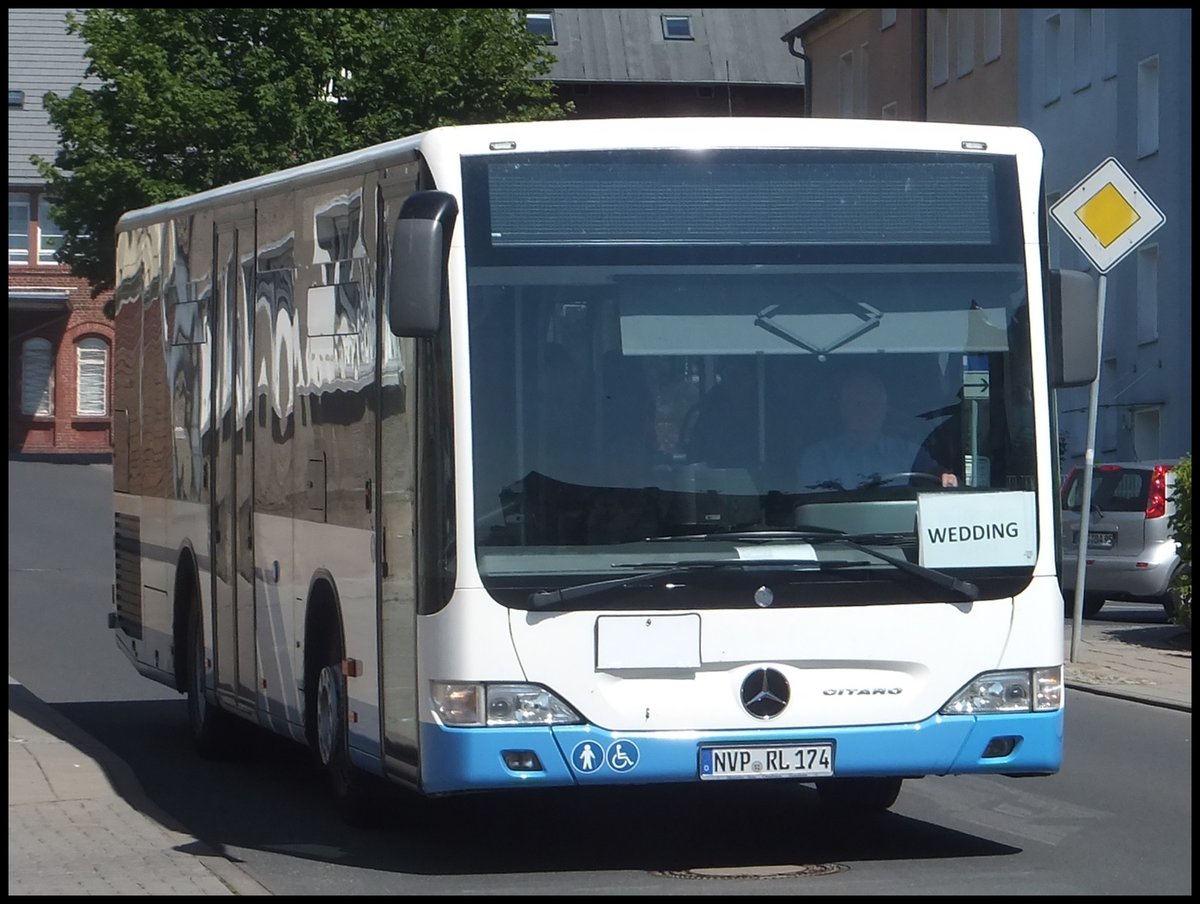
[526,11,556,44]
[662,15,693,40]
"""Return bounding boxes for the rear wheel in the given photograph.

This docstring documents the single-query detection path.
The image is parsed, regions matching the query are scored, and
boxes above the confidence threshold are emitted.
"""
[1082,594,1106,618]
[1161,584,1181,621]
[814,777,903,817]
[185,603,242,759]
[1064,593,1106,619]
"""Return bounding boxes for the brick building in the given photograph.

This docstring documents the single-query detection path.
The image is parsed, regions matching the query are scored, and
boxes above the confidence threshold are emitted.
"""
[9,7,113,460]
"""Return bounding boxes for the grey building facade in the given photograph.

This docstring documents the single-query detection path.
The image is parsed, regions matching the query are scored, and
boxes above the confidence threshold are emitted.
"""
[784,8,1191,466]
[1023,8,1192,464]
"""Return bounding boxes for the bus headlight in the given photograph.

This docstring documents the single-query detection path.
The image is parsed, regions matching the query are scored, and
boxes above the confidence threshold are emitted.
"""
[431,681,583,726]
[940,667,1063,715]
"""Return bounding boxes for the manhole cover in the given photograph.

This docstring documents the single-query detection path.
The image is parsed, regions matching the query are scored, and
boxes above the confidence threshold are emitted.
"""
[652,863,847,880]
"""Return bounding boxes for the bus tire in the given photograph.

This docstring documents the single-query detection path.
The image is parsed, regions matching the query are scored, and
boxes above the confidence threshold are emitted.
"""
[185,603,241,759]
[313,629,380,826]
[814,777,903,817]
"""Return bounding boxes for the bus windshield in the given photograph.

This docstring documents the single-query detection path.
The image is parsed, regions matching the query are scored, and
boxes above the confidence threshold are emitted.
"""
[462,148,1038,609]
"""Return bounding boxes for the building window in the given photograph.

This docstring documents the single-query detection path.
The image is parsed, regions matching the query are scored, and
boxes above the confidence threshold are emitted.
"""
[9,191,31,264]
[983,9,1002,63]
[76,338,109,416]
[839,51,854,116]
[37,196,64,265]
[9,89,25,108]
[1101,9,1118,80]
[957,9,975,77]
[1074,9,1092,92]
[661,15,693,40]
[931,10,950,87]
[881,9,896,30]
[1136,244,1159,345]
[1137,55,1159,158]
[857,43,870,116]
[525,11,556,44]
[1042,13,1061,105]
[22,338,54,416]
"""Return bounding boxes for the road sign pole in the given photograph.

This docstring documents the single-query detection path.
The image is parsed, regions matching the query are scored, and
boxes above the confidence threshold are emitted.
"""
[1069,274,1107,661]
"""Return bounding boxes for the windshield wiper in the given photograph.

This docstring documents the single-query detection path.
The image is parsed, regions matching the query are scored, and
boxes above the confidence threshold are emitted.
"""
[645,528,980,601]
[527,556,863,610]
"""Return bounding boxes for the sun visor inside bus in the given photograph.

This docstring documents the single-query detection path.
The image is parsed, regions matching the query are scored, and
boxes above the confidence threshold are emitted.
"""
[389,191,458,337]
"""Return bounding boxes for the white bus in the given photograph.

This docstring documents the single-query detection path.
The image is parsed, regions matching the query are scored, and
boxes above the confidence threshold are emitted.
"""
[109,117,1098,822]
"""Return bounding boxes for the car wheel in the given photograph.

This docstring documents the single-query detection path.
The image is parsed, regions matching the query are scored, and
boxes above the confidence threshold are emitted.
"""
[1082,594,1106,618]
[1162,584,1181,621]
[814,777,903,817]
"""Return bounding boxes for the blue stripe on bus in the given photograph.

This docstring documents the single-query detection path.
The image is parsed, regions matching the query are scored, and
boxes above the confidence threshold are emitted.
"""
[418,709,1063,794]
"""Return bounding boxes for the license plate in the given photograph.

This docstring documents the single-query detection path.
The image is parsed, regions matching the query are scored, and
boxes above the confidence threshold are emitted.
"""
[699,743,834,780]
[1087,531,1115,549]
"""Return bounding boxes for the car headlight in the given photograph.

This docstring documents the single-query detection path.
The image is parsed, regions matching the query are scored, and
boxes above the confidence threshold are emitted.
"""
[431,681,583,726]
[940,667,1063,715]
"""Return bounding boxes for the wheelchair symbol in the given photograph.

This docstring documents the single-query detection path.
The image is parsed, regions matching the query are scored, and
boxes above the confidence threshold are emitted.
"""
[606,740,639,773]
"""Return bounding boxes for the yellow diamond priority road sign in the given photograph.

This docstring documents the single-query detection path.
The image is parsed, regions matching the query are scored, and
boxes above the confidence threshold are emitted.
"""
[1049,157,1165,273]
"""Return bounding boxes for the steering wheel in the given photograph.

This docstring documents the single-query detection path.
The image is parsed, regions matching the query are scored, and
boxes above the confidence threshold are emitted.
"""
[873,471,944,486]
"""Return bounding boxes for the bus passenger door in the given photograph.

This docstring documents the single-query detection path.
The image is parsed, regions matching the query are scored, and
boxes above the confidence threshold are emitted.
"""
[212,216,258,712]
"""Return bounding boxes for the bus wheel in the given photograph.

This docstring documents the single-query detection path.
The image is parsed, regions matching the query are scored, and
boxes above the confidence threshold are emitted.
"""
[814,777,903,817]
[185,604,240,759]
[314,635,379,825]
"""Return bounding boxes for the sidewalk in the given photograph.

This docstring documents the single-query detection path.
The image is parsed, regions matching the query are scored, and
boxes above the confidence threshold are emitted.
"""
[8,622,1191,896]
[1062,618,1192,711]
[7,678,270,896]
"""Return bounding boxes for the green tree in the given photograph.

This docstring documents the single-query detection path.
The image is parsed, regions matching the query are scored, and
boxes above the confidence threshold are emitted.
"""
[33,8,571,310]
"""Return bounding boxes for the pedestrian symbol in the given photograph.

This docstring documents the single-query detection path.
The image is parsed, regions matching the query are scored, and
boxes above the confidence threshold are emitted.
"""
[607,740,639,773]
[571,740,604,773]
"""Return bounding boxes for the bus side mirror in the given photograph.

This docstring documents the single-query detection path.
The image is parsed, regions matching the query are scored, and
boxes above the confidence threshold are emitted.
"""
[388,191,458,337]
[1048,268,1099,388]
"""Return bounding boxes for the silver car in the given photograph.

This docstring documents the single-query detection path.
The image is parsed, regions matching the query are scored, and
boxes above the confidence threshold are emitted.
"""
[1060,459,1183,619]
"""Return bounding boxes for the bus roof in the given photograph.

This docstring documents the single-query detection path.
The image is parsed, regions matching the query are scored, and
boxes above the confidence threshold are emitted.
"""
[115,117,1041,230]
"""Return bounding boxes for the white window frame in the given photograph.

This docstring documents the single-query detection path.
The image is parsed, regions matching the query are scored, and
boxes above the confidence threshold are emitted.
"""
[839,51,854,116]
[21,337,54,416]
[76,337,109,416]
[9,191,31,265]
[37,195,64,265]
[661,15,693,41]
[525,11,556,44]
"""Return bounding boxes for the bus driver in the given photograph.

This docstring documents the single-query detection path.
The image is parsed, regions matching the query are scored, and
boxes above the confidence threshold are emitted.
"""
[797,368,958,491]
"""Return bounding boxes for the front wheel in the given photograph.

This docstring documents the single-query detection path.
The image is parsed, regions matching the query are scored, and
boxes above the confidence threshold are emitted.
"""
[814,777,903,817]
[313,632,381,825]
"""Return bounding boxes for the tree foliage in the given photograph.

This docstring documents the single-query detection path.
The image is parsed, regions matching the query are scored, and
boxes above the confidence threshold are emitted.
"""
[1168,454,1191,628]
[33,8,571,306]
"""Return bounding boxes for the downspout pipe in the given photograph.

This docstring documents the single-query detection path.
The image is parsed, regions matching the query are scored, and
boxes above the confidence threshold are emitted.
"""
[781,31,812,117]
